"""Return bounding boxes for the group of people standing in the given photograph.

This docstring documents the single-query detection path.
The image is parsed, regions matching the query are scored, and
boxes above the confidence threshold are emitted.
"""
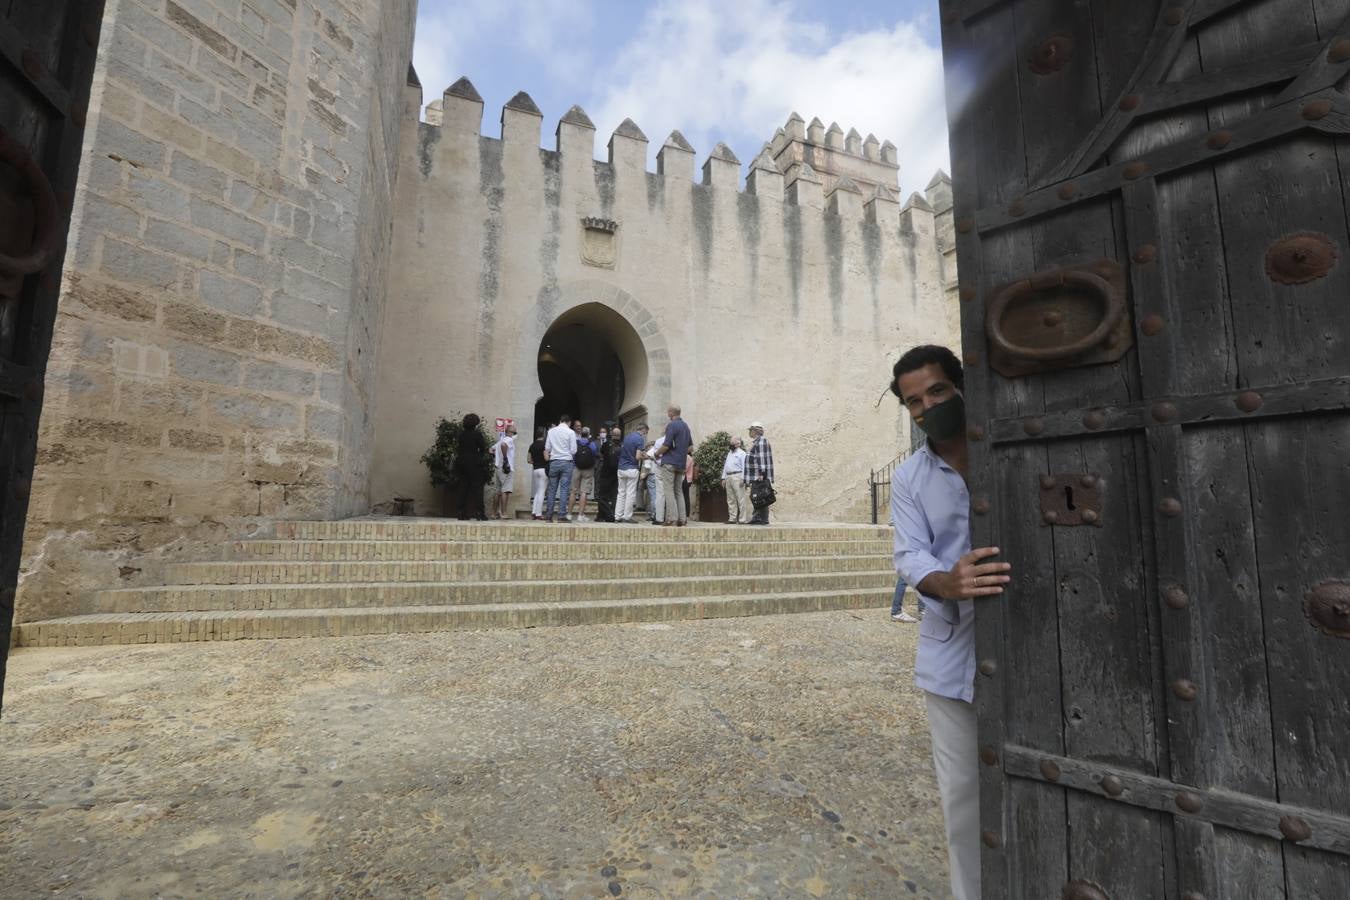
[513,406,774,526]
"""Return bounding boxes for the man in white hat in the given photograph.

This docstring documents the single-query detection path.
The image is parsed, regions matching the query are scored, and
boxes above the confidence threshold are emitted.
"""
[744,421,774,525]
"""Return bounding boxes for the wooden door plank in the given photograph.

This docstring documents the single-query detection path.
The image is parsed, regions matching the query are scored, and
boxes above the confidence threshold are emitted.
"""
[1198,1,1350,893]
[1245,414,1350,895]
[1011,3,1167,896]
[943,2,1065,895]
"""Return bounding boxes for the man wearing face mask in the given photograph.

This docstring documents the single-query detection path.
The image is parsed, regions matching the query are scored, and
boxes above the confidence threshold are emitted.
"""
[889,344,1012,900]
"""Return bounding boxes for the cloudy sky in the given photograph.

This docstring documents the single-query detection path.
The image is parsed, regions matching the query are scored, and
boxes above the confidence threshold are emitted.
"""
[412,0,951,198]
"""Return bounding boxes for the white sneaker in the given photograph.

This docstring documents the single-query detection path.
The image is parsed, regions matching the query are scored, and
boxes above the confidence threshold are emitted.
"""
[576,514,589,522]
[891,611,918,623]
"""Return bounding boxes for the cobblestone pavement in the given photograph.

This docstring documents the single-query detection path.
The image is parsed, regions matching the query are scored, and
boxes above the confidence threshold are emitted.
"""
[0,609,949,899]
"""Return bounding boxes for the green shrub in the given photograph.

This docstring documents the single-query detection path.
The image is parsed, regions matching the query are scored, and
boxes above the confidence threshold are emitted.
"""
[420,415,496,488]
[692,430,733,493]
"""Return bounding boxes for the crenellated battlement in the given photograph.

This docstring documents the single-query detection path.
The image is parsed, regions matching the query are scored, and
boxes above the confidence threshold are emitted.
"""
[409,77,944,229]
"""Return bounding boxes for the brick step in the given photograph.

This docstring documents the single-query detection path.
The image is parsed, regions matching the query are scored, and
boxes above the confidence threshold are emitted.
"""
[18,588,894,647]
[230,537,892,562]
[275,519,891,543]
[168,554,890,585]
[94,571,897,613]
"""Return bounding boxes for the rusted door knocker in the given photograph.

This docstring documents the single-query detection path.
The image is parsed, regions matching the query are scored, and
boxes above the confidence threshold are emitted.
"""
[986,268,1126,362]
[0,129,61,276]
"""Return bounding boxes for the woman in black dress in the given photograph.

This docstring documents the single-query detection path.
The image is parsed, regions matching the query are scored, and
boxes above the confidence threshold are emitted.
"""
[453,413,489,520]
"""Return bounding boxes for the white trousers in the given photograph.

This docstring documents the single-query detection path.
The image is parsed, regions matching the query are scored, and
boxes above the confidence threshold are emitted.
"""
[725,477,749,523]
[925,691,980,900]
[530,468,548,516]
[616,469,640,520]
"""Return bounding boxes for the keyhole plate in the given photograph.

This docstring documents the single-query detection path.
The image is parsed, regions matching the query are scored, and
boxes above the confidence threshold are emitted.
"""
[1039,473,1104,527]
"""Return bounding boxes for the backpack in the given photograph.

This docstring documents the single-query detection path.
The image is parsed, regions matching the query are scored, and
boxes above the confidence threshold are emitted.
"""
[574,441,596,469]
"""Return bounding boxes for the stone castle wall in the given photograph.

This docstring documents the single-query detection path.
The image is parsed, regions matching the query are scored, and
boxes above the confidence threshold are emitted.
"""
[18,0,417,622]
[370,85,959,522]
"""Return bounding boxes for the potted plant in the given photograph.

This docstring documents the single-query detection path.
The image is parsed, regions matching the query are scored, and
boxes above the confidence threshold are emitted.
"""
[692,430,733,523]
[420,414,496,516]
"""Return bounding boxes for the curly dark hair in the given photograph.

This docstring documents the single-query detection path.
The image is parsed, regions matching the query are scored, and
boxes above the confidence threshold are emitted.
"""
[891,345,963,397]
[462,413,481,431]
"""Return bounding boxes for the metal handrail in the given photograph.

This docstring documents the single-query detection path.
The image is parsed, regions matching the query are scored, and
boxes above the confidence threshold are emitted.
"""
[868,448,913,525]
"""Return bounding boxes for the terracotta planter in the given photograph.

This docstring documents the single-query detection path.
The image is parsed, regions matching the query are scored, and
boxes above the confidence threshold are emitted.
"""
[698,487,728,523]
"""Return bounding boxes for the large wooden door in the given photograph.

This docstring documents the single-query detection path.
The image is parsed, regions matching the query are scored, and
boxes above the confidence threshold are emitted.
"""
[0,1,104,712]
[940,1,1350,896]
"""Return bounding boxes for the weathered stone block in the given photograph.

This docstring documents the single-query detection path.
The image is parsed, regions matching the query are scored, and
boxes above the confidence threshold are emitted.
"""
[203,138,258,178]
[168,153,229,198]
[168,429,226,453]
[117,381,202,420]
[114,340,168,378]
[165,1,239,62]
[258,482,286,516]
[145,219,214,261]
[112,447,208,481]
[63,274,157,324]
[245,460,305,483]
[304,405,342,441]
[141,105,205,152]
[171,343,241,386]
[278,438,336,461]
[177,96,235,143]
[101,239,180,290]
[104,56,175,111]
[269,292,339,337]
[190,197,266,249]
[36,442,109,471]
[143,48,217,104]
[209,393,301,430]
[284,266,347,305]
[123,172,191,222]
[61,416,162,447]
[191,42,253,99]
[228,182,277,221]
[99,118,167,171]
[163,300,227,341]
[243,361,316,397]
[232,249,283,284]
[199,270,264,316]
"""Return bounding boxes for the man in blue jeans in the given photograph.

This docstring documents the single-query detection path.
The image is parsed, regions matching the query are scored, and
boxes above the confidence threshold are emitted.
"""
[542,412,577,522]
[891,578,918,622]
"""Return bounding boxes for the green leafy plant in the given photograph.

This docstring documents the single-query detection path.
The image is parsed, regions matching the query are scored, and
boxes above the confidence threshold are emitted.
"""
[420,415,496,488]
[692,430,734,493]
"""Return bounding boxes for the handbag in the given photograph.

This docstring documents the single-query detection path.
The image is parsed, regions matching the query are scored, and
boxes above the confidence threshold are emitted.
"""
[750,480,776,509]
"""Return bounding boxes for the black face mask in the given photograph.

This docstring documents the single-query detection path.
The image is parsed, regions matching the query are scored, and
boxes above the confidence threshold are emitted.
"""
[914,394,966,442]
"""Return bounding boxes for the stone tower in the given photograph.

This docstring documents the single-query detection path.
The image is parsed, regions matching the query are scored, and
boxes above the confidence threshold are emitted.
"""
[767,113,900,197]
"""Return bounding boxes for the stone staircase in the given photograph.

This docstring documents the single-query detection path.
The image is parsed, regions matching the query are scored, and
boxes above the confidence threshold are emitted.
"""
[16,518,897,647]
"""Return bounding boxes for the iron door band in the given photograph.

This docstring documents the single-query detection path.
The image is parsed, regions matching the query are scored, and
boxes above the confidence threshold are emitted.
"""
[985,259,1132,377]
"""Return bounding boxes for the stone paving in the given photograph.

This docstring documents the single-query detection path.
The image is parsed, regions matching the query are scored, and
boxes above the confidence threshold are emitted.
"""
[0,608,949,898]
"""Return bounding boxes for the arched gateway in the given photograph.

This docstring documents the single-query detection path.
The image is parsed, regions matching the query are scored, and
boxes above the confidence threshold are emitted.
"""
[510,280,671,436]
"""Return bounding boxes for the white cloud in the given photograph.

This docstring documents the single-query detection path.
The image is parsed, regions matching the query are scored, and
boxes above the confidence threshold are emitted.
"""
[412,0,594,115]
[589,0,950,196]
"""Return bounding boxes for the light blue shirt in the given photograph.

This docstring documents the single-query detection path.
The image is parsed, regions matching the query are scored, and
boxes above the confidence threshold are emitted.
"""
[890,441,976,702]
